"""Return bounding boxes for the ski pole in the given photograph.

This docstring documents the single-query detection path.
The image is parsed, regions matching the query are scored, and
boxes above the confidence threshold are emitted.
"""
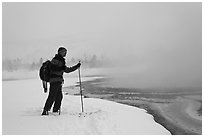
[78,62,84,113]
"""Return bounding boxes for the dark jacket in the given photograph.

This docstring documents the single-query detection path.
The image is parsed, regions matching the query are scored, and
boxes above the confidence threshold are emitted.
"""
[49,54,78,83]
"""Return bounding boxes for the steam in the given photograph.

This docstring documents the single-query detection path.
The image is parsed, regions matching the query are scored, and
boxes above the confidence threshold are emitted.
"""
[102,36,202,89]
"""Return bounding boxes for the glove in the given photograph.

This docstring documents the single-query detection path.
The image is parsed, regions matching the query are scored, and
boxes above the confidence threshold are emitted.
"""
[76,62,81,68]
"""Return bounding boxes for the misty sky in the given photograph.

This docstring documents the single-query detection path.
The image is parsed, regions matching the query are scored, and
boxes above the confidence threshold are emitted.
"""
[2,2,202,88]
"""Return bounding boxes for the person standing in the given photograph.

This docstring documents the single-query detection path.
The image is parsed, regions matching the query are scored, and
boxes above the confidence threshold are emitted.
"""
[42,47,81,115]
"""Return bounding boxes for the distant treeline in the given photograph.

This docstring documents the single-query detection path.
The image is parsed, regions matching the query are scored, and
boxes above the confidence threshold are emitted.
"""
[3,54,111,72]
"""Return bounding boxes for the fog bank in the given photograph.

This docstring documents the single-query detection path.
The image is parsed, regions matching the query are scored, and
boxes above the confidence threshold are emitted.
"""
[3,3,201,89]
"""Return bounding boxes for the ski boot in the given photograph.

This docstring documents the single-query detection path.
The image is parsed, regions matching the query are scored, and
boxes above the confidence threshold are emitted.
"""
[53,108,61,115]
[41,109,49,116]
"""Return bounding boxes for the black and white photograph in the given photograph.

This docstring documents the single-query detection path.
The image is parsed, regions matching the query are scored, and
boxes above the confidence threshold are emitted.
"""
[2,2,202,135]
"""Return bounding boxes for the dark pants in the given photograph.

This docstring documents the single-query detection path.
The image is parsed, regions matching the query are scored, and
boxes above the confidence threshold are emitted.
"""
[43,82,63,111]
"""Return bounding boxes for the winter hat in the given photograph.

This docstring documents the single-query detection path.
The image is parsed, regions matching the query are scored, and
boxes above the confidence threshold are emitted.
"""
[58,47,67,54]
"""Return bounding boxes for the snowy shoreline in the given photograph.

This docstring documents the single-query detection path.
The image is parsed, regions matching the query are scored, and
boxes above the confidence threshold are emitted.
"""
[78,77,202,135]
[2,69,201,135]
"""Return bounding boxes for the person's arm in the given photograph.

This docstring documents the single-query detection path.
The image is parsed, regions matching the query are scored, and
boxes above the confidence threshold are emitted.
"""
[64,62,81,73]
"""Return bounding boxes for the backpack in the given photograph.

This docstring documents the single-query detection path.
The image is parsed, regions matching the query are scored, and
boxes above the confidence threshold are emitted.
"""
[39,60,51,82]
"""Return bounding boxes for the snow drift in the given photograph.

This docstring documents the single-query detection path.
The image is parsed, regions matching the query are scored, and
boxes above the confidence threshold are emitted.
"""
[2,77,170,135]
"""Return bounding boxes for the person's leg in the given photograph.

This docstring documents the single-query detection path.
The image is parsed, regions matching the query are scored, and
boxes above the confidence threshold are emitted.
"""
[42,82,58,115]
[53,83,63,112]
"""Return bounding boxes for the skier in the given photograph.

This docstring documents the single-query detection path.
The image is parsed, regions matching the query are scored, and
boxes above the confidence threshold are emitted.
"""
[42,47,81,115]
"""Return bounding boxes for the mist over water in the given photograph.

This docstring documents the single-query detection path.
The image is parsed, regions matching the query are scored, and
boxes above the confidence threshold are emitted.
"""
[106,65,201,90]
[104,44,202,90]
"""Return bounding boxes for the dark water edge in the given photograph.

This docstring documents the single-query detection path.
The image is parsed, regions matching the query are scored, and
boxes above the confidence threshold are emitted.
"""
[115,101,198,135]
[74,77,201,135]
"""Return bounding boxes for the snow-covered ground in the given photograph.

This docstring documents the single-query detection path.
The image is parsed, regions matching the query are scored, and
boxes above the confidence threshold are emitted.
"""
[2,76,171,135]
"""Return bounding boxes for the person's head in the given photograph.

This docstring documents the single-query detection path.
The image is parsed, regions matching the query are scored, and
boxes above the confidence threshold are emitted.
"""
[58,47,67,57]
